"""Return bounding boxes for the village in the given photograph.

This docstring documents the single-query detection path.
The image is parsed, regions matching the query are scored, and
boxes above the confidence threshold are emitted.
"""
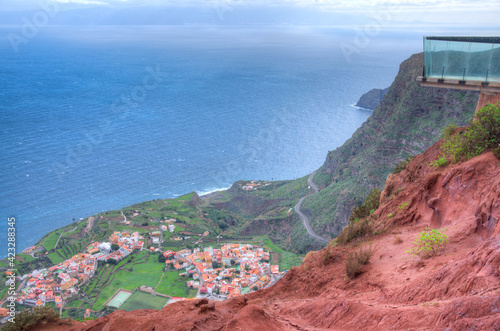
[163,242,281,302]
[2,222,282,319]
[241,180,272,191]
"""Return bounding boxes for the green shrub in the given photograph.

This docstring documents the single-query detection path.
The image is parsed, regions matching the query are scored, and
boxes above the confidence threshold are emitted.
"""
[439,103,500,163]
[338,188,380,245]
[345,245,373,279]
[431,157,448,168]
[398,202,410,210]
[406,227,448,259]
[392,156,415,174]
[493,146,500,159]
[337,218,372,245]
[348,188,381,222]
[441,122,457,138]
[3,306,59,331]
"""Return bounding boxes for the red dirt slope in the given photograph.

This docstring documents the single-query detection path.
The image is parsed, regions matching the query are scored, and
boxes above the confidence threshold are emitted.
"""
[40,141,500,331]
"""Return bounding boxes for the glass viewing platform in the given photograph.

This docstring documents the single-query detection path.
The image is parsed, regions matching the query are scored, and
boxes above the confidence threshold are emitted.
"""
[418,36,500,93]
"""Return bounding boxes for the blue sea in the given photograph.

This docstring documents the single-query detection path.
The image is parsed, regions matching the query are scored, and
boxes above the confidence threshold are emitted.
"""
[0,26,421,257]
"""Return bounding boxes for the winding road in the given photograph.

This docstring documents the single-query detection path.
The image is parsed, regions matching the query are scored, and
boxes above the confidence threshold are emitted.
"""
[294,171,329,244]
[53,225,78,250]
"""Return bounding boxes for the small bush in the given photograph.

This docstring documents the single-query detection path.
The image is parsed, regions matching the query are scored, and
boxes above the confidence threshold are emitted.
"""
[337,218,372,245]
[338,188,381,245]
[387,213,393,218]
[345,245,374,279]
[431,157,448,168]
[3,306,59,331]
[406,227,448,259]
[322,248,338,265]
[345,252,362,279]
[393,236,403,245]
[441,123,457,138]
[398,202,410,210]
[493,146,500,159]
[348,188,381,223]
[392,156,415,174]
[439,103,500,163]
[356,245,374,265]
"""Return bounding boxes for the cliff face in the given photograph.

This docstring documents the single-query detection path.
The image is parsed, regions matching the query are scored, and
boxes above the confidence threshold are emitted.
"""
[54,141,500,331]
[355,87,389,110]
[301,52,479,238]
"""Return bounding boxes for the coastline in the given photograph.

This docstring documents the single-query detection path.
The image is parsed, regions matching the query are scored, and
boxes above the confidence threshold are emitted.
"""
[198,186,232,197]
[8,185,237,256]
[350,104,375,112]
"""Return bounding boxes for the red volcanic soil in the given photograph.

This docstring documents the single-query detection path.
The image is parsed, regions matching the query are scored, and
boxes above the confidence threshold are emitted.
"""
[37,141,500,331]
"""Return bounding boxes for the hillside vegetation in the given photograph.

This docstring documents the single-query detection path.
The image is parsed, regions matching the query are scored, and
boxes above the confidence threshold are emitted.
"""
[299,52,479,246]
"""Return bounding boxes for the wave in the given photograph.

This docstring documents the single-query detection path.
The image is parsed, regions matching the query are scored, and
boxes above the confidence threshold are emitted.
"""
[351,104,374,112]
[198,187,231,196]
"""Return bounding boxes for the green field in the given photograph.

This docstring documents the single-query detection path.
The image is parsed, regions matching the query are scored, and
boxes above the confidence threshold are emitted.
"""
[61,223,85,238]
[65,299,83,308]
[119,291,168,311]
[262,236,303,271]
[176,192,194,201]
[154,271,190,297]
[16,254,36,263]
[48,252,65,265]
[41,232,61,251]
[91,253,164,311]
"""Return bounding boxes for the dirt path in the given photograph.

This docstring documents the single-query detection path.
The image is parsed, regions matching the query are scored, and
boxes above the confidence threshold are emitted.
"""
[294,171,329,244]
[154,272,165,290]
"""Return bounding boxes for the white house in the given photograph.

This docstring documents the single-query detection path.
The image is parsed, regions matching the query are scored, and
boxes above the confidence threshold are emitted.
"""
[98,242,112,255]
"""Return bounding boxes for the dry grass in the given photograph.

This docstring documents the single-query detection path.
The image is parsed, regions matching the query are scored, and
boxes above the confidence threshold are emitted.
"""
[338,218,373,245]
[345,245,374,279]
[393,236,403,244]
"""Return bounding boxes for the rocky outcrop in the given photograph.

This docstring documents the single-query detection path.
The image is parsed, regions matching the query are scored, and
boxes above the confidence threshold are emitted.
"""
[48,142,500,331]
[187,192,202,207]
[355,87,389,110]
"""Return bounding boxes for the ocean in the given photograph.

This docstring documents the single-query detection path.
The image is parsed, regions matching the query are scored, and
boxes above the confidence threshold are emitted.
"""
[0,26,421,257]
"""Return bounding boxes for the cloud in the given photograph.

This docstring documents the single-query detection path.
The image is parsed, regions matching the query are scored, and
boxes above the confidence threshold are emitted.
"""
[1,0,498,26]
[53,0,109,4]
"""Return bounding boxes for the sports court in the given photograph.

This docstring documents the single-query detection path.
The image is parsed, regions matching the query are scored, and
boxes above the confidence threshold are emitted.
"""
[106,289,133,308]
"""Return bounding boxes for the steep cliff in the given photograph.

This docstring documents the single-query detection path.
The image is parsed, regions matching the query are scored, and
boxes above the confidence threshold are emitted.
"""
[301,52,479,239]
[47,139,500,331]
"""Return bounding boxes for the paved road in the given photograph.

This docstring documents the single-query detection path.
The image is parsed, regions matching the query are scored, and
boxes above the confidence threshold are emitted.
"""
[29,246,44,258]
[194,264,204,298]
[295,171,329,244]
[54,225,78,250]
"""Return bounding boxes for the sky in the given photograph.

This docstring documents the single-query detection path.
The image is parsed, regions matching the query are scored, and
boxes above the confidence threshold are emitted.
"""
[0,0,499,26]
